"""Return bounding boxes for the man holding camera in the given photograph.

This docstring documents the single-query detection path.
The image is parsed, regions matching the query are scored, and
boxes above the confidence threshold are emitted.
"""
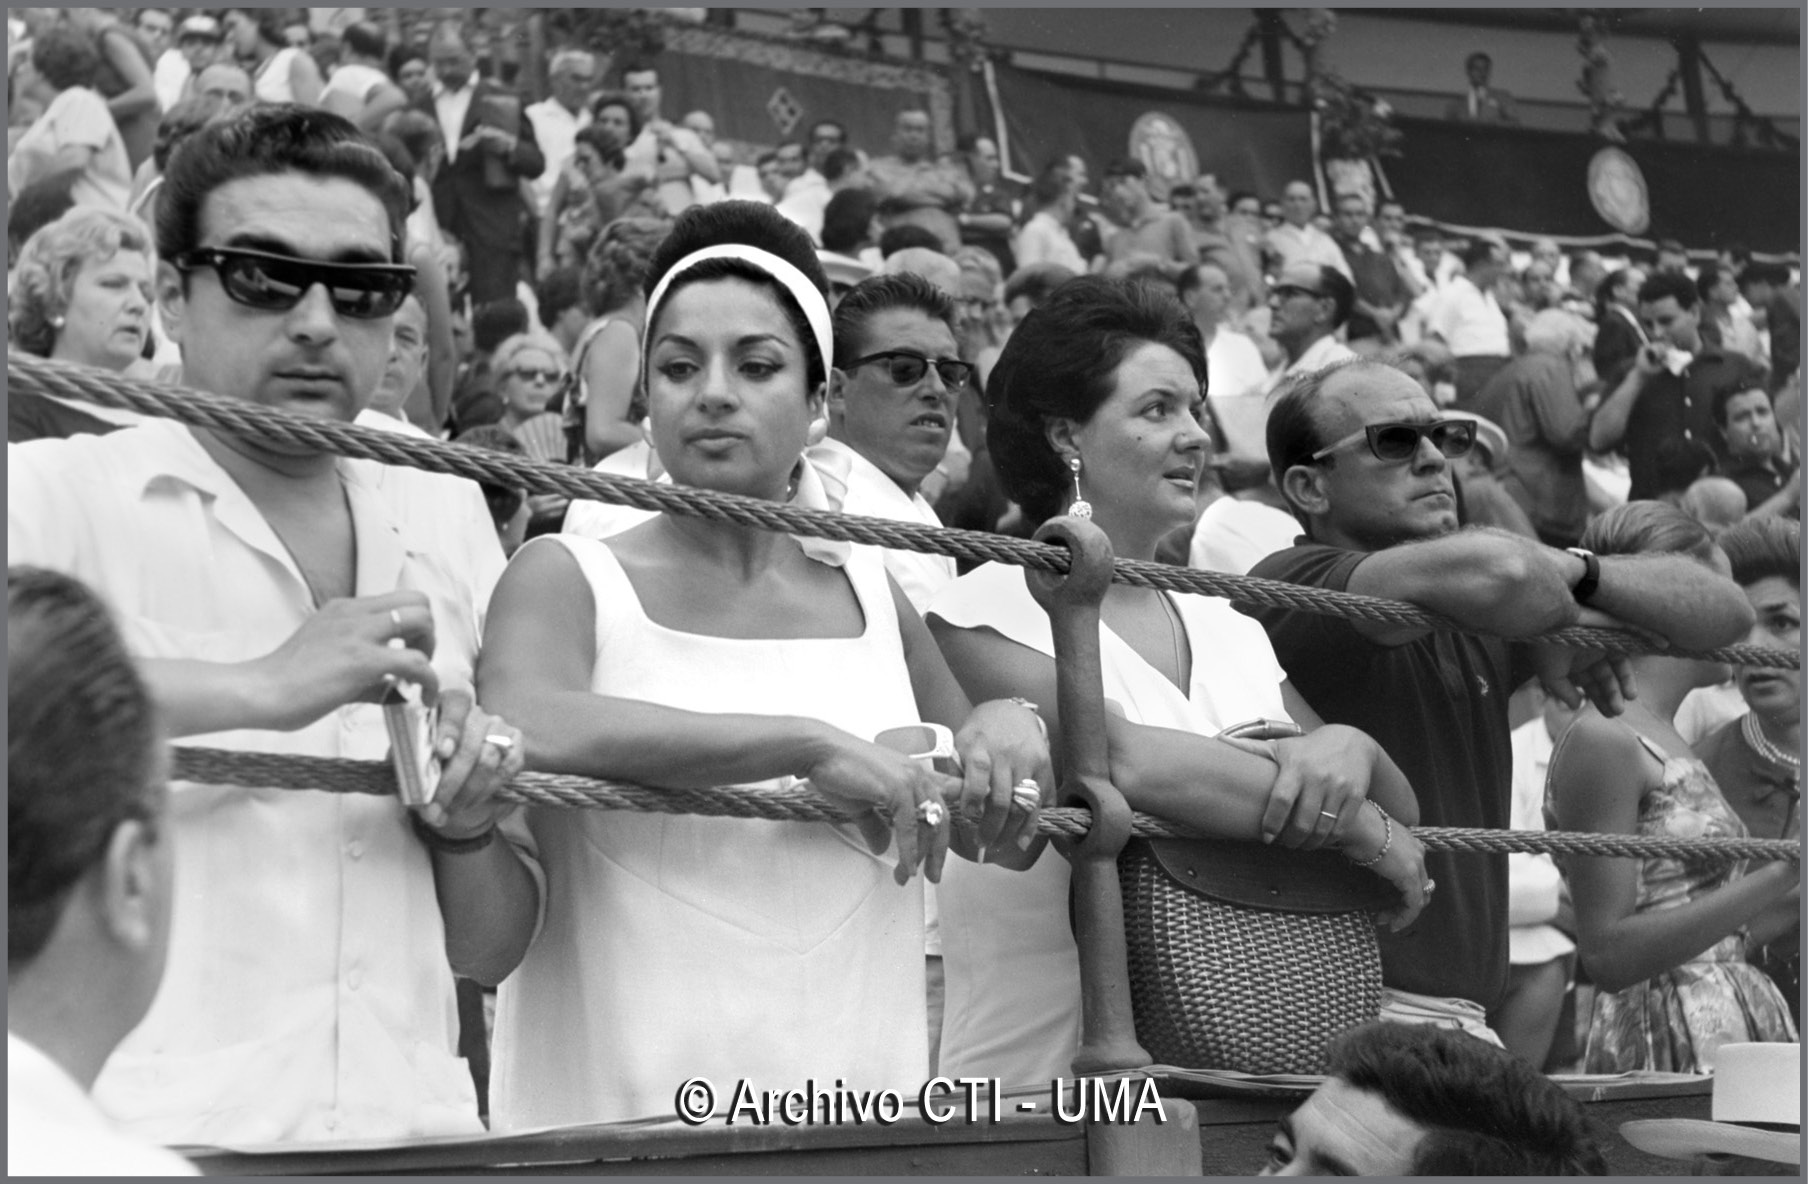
[1588,271,1763,501]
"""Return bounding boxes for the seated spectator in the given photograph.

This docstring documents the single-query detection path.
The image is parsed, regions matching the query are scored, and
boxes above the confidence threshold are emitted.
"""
[451,426,532,557]
[1098,158,1197,280]
[453,299,532,433]
[1680,476,1749,534]
[1592,266,1648,381]
[868,107,972,254]
[951,132,1016,275]
[1013,166,1087,275]
[776,129,861,243]
[319,21,406,132]
[1590,271,1765,501]
[1740,263,1801,392]
[9,207,155,442]
[1002,262,1076,331]
[1330,193,1411,351]
[1694,515,1801,1024]
[822,186,884,269]
[928,277,1426,1087]
[7,567,198,1177]
[755,151,787,202]
[164,15,223,109]
[1260,1023,1603,1175]
[457,199,1050,1127]
[1265,180,1351,280]
[191,61,254,110]
[356,295,433,437]
[491,333,573,534]
[567,215,669,465]
[1654,237,1691,276]
[6,172,79,265]
[222,7,322,105]
[1478,308,1600,547]
[1179,261,1270,486]
[535,265,591,359]
[1264,263,1357,394]
[1697,262,1765,365]
[1547,503,1794,1073]
[880,223,947,259]
[8,24,135,213]
[1713,383,1799,518]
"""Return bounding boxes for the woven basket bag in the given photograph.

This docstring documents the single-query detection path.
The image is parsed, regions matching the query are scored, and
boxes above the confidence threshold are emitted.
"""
[1119,833,1394,1075]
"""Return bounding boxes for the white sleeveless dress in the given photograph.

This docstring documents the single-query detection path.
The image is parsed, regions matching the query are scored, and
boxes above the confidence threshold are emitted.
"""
[490,535,929,1127]
[926,562,1291,1087]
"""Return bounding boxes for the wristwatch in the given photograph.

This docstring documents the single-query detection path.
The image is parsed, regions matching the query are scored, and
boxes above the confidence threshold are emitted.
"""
[1565,547,1601,605]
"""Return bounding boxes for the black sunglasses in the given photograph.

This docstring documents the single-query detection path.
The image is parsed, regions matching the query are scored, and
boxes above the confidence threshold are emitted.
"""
[173,247,416,321]
[845,350,974,390]
[510,367,568,386]
[1271,283,1327,301]
[1311,419,1477,464]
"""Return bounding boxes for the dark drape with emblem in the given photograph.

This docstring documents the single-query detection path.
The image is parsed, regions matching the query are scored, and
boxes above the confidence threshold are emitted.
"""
[1382,116,1800,256]
[984,64,1314,199]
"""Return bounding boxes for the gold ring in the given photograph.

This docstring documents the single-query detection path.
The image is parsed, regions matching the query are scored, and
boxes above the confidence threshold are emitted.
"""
[1319,810,1339,820]
[484,734,515,752]
[916,800,946,828]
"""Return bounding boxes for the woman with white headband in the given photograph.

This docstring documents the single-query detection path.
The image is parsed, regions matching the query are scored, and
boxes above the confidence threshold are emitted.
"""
[434,200,1050,1127]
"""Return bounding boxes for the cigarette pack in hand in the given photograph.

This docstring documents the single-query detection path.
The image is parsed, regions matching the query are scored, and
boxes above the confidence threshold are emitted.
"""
[383,692,442,807]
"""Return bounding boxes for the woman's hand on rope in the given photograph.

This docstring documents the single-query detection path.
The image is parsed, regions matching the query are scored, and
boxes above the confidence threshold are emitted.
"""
[417,688,526,839]
[953,699,1054,853]
[1338,804,1431,932]
[251,592,441,730]
[1263,725,1380,850]
[803,737,958,886]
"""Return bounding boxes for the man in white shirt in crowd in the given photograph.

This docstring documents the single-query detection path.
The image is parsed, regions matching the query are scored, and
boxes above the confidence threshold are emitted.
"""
[162,15,224,108]
[8,104,523,1147]
[1266,262,1358,397]
[818,272,964,610]
[1266,179,1352,280]
[524,49,596,214]
[139,7,184,112]
[318,21,408,133]
[1013,166,1088,275]
[778,120,843,240]
[1179,261,1271,490]
[1428,237,1513,411]
[868,107,973,256]
[8,567,198,1177]
[622,62,719,216]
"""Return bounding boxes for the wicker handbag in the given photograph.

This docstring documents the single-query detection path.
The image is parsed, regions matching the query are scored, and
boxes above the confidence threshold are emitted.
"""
[1117,724,1396,1075]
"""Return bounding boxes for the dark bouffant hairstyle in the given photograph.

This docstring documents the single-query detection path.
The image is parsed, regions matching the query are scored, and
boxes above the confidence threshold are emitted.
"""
[10,567,162,968]
[643,200,830,390]
[32,25,102,91]
[1325,1022,1607,1177]
[986,275,1205,528]
[584,216,670,316]
[158,104,411,262]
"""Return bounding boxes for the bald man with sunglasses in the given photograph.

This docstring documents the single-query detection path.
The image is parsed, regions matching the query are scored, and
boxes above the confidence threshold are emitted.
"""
[1242,357,1753,1044]
[8,105,522,1146]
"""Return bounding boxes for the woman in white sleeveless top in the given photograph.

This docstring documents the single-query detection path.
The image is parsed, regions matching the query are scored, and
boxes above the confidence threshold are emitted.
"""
[926,277,1433,1086]
[428,202,1050,1126]
[223,9,321,106]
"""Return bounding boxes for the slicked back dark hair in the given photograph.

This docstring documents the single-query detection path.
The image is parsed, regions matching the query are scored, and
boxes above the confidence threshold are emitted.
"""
[157,104,411,263]
[831,272,957,369]
[643,200,831,390]
[1325,1022,1607,1177]
[1637,269,1700,311]
[987,275,1205,528]
[10,567,162,969]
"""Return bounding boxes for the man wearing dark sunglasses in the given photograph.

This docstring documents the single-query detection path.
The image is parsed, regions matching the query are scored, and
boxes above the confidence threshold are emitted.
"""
[1241,356,1754,1047]
[10,105,520,1146]
[818,272,967,613]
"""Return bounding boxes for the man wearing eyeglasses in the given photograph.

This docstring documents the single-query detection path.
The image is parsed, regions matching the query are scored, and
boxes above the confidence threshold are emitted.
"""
[816,272,966,613]
[8,105,523,1146]
[524,50,596,216]
[1264,262,1357,398]
[1244,357,1754,1046]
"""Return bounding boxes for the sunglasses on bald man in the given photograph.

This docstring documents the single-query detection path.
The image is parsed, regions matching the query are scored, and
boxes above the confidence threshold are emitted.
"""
[1310,419,1477,464]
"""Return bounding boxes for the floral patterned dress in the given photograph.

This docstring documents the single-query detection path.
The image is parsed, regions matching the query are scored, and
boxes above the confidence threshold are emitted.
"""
[1560,731,1797,1073]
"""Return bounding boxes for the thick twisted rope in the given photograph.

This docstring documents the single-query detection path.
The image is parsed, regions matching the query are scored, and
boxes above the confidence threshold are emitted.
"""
[170,748,1801,864]
[12,355,1797,670]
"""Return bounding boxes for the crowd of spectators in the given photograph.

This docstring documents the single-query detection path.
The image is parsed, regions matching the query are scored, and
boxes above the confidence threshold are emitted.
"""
[5,8,1802,1176]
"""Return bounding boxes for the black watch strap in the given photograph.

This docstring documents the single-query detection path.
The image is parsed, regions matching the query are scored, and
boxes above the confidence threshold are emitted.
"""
[1565,547,1601,604]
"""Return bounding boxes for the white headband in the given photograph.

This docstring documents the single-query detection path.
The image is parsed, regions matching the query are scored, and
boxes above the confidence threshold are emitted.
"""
[641,243,835,386]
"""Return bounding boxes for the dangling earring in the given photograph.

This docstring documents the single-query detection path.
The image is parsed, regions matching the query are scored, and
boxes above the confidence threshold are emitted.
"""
[806,414,828,447]
[1067,456,1092,520]
[51,315,65,329]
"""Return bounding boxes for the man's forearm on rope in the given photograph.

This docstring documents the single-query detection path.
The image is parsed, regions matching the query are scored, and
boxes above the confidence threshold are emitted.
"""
[1346,528,1579,643]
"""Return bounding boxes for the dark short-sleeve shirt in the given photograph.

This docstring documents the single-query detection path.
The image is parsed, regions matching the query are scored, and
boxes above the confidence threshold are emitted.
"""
[1624,345,1762,500]
[1334,235,1412,342]
[1243,541,1529,1012]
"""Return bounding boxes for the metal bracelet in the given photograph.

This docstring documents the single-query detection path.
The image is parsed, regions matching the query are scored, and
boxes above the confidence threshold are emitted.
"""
[1348,800,1393,868]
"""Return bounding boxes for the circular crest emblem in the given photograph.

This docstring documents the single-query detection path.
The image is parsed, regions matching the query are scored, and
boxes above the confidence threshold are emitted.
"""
[1587,147,1650,235]
[1128,112,1197,201]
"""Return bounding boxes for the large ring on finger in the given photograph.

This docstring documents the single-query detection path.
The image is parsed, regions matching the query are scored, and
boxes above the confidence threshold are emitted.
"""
[916,800,946,828]
[484,734,515,752]
[1012,778,1041,809]
[1424,879,1436,894]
